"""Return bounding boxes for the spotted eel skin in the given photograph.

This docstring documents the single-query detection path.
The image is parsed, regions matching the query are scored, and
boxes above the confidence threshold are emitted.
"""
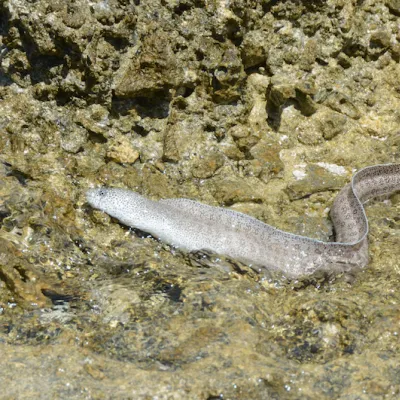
[87,164,400,277]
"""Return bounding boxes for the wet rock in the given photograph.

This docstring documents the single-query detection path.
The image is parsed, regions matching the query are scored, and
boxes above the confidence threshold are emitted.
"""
[211,45,246,103]
[163,123,180,163]
[191,151,225,179]
[318,109,348,140]
[106,135,139,164]
[369,30,391,60]
[74,105,110,139]
[386,0,400,16]
[208,175,264,205]
[141,166,174,198]
[219,138,245,161]
[283,297,368,362]
[249,141,284,177]
[268,81,296,109]
[0,239,52,308]
[299,38,318,71]
[96,162,142,189]
[315,90,361,120]
[157,325,226,364]
[114,28,184,97]
[297,108,347,144]
[246,73,270,139]
[240,30,269,69]
[337,52,352,69]
[268,76,317,129]
[286,164,348,200]
[229,124,259,152]
[61,124,88,154]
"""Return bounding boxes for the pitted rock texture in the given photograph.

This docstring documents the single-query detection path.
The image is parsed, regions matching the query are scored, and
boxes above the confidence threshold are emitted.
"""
[0,1,400,399]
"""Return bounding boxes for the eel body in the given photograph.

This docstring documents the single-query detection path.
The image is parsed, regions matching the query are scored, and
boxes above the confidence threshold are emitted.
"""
[87,164,400,277]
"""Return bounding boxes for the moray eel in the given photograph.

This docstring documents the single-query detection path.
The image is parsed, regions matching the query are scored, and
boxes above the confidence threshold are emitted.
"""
[87,164,400,277]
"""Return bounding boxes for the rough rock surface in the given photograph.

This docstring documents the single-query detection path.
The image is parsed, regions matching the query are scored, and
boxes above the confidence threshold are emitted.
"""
[0,0,400,398]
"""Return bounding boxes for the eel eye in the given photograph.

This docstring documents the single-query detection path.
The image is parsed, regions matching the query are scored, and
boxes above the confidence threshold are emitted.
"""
[99,189,106,196]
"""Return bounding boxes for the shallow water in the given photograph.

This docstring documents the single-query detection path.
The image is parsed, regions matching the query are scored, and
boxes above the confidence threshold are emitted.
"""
[1,175,399,399]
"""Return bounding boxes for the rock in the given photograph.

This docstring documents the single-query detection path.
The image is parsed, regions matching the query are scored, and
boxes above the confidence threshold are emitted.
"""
[268,81,296,108]
[386,0,400,16]
[249,140,284,176]
[299,39,318,71]
[219,139,245,161]
[286,163,348,200]
[268,77,317,121]
[106,136,139,164]
[74,105,110,138]
[191,151,225,179]
[211,45,246,103]
[114,28,184,97]
[246,73,270,136]
[229,124,250,140]
[337,52,352,68]
[1,0,400,398]
[316,90,361,120]
[61,124,88,154]
[318,109,347,140]
[297,108,347,144]
[369,30,391,60]
[240,30,268,69]
[208,176,264,205]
